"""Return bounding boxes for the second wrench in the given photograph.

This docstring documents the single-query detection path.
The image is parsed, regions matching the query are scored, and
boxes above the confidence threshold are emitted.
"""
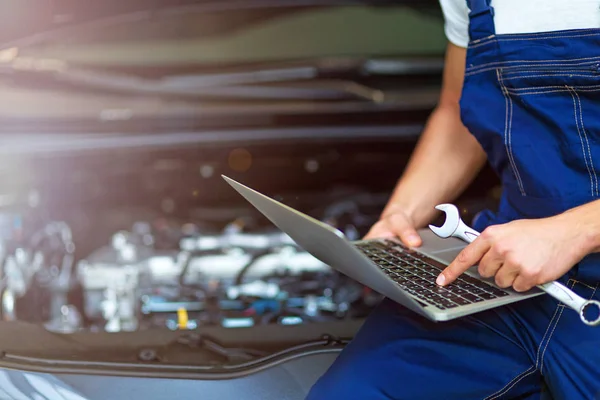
[429,203,600,326]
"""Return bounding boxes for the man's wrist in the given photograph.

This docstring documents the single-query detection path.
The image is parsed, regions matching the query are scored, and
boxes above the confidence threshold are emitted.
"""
[381,202,407,219]
[380,199,426,228]
[558,200,600,256]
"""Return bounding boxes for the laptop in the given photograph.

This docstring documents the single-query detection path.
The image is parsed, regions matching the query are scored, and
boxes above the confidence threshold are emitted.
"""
[222,175,544,322]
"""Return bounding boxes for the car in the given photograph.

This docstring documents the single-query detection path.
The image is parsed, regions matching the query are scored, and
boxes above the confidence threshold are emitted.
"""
[0,1,499,398]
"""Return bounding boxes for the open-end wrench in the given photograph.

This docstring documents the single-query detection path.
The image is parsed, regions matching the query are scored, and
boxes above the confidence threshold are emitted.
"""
[429,203,600,326]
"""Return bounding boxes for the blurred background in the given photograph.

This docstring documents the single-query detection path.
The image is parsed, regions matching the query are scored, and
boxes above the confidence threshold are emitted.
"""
[0,0,500,346]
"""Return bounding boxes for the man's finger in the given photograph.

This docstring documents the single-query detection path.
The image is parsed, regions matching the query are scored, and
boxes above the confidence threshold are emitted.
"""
[493,264,518,288]
[477,251,502,278]
[397,227,422,248]
[512,275,534,292]
[436,238,490,286]
[363,221,394,240]
[364,228,394,240]
[384,214,420,247]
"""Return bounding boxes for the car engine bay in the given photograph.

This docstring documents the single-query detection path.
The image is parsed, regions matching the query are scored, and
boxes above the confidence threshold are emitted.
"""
[0,4,518,400]
[0,140,438,340]
[0,132,501,343]
[62,192,382,334]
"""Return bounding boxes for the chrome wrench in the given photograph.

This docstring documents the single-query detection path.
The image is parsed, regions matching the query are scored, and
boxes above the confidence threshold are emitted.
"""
[429,203,600,326]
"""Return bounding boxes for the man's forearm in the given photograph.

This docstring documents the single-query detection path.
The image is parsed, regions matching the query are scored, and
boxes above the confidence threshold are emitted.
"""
[380,43,487,229]
[559,199,600,256]
[382,103,487,228]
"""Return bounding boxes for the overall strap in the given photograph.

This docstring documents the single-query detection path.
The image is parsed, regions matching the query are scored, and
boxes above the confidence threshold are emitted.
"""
[467,0,496,41]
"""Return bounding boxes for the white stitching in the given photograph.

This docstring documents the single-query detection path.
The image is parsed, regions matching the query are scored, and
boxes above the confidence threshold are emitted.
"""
[466,54,600,73]
[497,70,526,196]
[474,60,600,69]
[469,64,593,74]
[507,87,600,96]
[488,370,537,400]
[498,63,600,70]
[510,84,600,92]
[567,87,596,197]
[467,68,599,77]
[539,279,572,369]
[484,293,565,400]
[467,62,600,76]
[467,39,495,49]
[510,90,571,95]
[540,306,566,376]
[485,367,535,400]
[507,90,526,196]
[467,68,600,77]
[501,70,597,77]
[497,32,600,41]
[466,67,591,76]
[539,280,575,376]
[572,90,599,196]
[467,31,600,50]
[468,59,600,72]
[505,76,525,196]
[468,65,595,76]
[467,28,600,49]
[503,73,598,80]
[465,68,495,77]
[590,283,599,300]
[570,279,597,291]
[469,34,496,45]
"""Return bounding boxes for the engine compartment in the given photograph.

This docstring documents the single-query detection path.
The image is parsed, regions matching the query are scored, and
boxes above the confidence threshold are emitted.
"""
[70,192,383,334]
[0,137,500,341]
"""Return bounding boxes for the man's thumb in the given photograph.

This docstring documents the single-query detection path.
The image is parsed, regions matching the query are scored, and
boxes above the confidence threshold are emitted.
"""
[398,228,421,247]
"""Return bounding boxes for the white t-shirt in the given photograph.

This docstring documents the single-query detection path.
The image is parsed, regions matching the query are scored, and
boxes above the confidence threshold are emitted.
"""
[439,0,600,48]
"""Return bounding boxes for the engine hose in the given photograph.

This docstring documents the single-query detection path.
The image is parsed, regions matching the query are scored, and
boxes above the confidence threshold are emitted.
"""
[233,249,272,286]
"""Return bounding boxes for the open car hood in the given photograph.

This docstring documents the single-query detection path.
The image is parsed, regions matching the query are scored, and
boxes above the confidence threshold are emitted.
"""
[0,0,446,126]
[0,0,445,132]
[0,0,440,48]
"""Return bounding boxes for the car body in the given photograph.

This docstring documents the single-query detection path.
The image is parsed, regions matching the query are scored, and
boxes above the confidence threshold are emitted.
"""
[0,2,499,398]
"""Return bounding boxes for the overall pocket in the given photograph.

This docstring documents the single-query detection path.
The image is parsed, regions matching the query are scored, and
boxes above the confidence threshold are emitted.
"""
[495,66,600,199]
[499,61,600,84]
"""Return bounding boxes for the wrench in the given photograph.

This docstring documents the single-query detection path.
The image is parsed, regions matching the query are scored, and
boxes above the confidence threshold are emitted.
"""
[428,203,600,326]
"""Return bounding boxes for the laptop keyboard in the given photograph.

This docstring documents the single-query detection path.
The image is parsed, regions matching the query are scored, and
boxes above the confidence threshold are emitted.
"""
[356,241,510,310]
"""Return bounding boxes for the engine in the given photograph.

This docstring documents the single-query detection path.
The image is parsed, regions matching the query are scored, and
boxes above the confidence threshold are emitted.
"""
[0,194,386,334]
[76,219,374,333]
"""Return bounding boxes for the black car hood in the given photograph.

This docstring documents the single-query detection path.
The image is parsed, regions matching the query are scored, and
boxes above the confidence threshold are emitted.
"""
[0,0,444,128]
[0,0,439,48]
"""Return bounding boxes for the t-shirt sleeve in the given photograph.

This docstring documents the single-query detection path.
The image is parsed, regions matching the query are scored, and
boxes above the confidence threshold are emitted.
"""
[438,0,470,48]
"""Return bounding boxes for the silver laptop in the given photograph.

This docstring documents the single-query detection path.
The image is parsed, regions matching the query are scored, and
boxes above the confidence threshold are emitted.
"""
[222,175,543,322]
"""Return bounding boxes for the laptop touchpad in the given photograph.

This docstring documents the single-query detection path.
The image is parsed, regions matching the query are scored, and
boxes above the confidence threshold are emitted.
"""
[430,247,463,264]
[416,229,466,264]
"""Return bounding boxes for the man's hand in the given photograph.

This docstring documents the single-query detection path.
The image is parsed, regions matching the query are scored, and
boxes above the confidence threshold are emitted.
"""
[436,215,587,292]
[362,43,485,248]
[364,204,422,248]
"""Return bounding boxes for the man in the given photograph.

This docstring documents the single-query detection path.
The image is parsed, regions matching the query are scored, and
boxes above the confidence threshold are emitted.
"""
[306,0,600,399]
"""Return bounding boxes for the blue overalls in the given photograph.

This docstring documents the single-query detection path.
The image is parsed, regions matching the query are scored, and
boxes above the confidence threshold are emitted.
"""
[306,1,600,399]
